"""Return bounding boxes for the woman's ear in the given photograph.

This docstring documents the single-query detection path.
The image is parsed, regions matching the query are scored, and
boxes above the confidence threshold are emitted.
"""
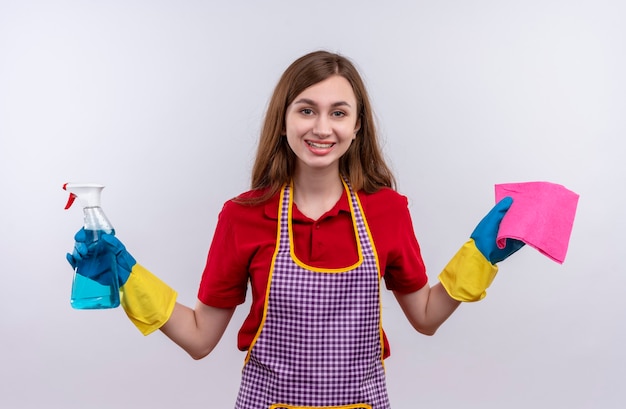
[353,118,361,139]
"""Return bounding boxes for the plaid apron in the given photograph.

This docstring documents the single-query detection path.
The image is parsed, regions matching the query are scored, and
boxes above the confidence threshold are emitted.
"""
[234,179,391,409]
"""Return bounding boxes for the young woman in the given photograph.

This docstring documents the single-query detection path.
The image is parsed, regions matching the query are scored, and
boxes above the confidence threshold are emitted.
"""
[67,50,523,409]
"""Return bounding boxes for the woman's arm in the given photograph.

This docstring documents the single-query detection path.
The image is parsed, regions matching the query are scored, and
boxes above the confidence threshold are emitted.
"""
[160,302,236,360]
[395,196,525,335]
[393,282,460,336]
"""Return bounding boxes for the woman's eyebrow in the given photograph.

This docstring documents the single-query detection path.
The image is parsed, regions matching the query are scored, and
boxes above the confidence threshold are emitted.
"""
[293,98,352,108]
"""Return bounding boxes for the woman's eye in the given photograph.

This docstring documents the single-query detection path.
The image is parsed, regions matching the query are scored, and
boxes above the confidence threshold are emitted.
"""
[301,108,314,115]
[332,111,346,117]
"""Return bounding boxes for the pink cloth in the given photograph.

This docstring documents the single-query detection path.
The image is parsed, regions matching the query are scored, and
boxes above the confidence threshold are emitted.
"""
[495,182,579,264]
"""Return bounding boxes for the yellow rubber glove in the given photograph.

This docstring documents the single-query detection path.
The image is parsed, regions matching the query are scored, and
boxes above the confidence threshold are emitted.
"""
[119,264,177,335]
[439,240,498,302]
[439,197,524,302]
[68,229,178,334]
[101,235,178,335]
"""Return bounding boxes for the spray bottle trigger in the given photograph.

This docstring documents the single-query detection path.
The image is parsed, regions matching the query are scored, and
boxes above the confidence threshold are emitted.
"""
[65,193,77,210]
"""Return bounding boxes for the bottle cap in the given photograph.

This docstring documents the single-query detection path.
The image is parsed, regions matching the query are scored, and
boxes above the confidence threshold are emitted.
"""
[63,183,104,209]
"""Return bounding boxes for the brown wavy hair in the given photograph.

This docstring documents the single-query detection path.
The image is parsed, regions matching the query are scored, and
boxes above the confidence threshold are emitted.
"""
[239,50,396,205]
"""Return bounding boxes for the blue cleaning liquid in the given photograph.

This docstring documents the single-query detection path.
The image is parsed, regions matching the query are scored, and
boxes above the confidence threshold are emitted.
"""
[71,230,120,309]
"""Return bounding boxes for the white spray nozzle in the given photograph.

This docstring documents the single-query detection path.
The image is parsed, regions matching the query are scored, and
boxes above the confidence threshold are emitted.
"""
[63,183,105,209]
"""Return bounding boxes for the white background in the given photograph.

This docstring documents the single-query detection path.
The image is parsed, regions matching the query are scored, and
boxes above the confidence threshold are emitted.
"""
[1,1,624,408]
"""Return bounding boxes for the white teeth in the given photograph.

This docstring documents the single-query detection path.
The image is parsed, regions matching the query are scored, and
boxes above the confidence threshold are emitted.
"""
[307,141,334,148]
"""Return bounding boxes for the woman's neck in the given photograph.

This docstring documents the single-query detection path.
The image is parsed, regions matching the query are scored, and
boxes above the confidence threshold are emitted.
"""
[292,168,344,221]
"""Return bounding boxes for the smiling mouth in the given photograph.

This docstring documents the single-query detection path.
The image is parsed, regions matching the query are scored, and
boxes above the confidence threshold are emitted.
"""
[306,141,335,149]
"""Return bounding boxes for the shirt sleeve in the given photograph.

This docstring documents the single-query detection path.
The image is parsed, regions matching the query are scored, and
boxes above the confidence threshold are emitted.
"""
[364,189,428,293]
[197,200,250,308]
[383,201,428,293]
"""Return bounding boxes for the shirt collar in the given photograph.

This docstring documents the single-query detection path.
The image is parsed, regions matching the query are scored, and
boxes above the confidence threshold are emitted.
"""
[264,188,351,221]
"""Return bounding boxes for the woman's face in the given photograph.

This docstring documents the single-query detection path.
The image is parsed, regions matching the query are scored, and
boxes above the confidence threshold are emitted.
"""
[284,75,360,175]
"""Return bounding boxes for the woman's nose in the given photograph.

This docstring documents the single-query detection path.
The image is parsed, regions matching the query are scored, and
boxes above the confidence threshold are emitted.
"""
[313,116,332,138]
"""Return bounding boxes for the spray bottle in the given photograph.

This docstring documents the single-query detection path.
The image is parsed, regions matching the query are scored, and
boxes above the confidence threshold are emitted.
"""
[63,183,120,309]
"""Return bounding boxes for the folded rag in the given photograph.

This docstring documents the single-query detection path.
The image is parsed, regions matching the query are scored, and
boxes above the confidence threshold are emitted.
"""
[495,181,579,264]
